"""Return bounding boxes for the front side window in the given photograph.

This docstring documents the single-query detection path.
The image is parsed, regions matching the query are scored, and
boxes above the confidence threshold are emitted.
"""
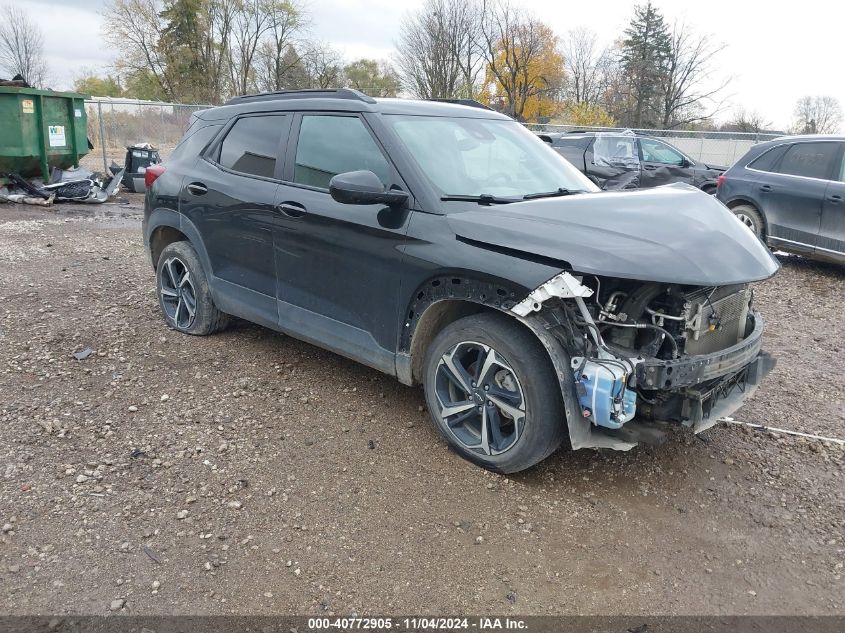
[294,115,391,189]
[385,115,597,199]
[640,138,685,166]
[777,142,838,180]
[218,115,285,178]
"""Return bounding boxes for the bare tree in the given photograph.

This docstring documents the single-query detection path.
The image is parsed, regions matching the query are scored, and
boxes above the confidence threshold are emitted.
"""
[480,1,560,121]
[303,41,343,89]
[254,0,306,92]
[792,96,843,134]
[723,107,771,133]
[658,21,729,128]
[228,0,272,95]
[103,0,174,100]
[561,27,609,107]
[0,4,48,86]
[394,0,481,99]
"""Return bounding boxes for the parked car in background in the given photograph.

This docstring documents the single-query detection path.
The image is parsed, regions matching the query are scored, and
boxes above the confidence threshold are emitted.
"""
[143,89,777,473]
[716,135,845,265]
[540,130,726,192]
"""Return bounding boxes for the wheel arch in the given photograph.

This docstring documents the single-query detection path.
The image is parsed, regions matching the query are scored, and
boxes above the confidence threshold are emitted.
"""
[145,209,214,276]
[725,198,769,238]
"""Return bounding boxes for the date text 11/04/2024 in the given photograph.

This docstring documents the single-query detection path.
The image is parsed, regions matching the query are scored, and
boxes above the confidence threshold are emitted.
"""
[307,617,528,630]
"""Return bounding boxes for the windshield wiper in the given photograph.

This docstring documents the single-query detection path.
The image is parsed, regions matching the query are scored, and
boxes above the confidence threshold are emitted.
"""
[440,194,515,205]
[522,187,585,200]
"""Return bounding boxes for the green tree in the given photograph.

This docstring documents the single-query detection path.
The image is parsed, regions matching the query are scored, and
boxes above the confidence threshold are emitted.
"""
[620,1,671,127]
[123,68,169,100]
[74,74,123,97]
[343,59,400,97]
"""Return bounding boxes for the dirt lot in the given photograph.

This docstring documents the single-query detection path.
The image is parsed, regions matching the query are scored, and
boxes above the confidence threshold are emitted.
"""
[0,196,843,617]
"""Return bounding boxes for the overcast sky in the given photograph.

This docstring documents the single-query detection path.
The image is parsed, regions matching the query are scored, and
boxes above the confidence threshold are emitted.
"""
[13,0,842,130]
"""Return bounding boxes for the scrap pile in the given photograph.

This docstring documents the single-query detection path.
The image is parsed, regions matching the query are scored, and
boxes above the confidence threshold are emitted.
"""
[1,165,125,206]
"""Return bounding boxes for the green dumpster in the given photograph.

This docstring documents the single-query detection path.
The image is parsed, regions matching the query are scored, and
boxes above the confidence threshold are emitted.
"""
[0,86,90,184]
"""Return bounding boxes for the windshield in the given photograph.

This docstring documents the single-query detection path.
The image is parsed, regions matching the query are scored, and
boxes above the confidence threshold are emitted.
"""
[384,114,598,199]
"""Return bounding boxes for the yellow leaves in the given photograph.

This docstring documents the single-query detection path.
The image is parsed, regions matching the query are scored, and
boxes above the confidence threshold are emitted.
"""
[560,102,617,127]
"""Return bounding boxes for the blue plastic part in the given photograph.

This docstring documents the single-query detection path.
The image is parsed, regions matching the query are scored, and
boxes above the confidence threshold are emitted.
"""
[574,360,637,429]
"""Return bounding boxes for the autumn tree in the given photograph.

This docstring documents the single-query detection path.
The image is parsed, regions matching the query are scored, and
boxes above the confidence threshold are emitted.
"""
[480,2,564,121]
[0,4,48,86]
[722,108,771,134]
[792,96,843,134]
[343,59,401,97]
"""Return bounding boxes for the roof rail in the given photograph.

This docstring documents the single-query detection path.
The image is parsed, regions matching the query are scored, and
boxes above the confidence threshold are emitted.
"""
[225,88,376,106]
[427,98,493,111]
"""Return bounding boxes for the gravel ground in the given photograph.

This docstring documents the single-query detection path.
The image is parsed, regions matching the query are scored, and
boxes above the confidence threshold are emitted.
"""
[0,196,843,617]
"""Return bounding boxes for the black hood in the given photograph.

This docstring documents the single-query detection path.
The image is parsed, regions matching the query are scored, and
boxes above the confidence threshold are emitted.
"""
[447,183,779,286]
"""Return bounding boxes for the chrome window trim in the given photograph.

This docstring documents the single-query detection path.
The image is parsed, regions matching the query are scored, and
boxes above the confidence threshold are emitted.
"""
[745,139,842,184]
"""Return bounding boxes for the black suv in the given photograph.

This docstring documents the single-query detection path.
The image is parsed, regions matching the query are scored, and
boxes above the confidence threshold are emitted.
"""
[540,131,726,192]
[716,135,845,265]
[143,89,778,472]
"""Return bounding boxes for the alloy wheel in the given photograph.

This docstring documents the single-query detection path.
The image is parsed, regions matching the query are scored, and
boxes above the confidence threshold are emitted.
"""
[433,341,526,456]
[735,212,757,232]
[159,256,197,330]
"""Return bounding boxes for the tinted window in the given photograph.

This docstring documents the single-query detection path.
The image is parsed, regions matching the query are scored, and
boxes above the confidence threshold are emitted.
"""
[839,146,845,182]
[747,144,789,172]
[640,138,685,165]
[170,123,222,163]
[777,142,838,180]
[218,116,286,178]
[294,115,391,189]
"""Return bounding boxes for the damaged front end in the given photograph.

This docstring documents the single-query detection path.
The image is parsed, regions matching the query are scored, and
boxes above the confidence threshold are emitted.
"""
[512,270,775,451]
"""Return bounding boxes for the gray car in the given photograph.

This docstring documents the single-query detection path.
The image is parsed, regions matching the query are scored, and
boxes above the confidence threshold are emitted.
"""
[540,131,726,192]
[716,135,845,265]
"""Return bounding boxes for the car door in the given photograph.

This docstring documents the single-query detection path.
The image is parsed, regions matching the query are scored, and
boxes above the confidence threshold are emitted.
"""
[272,112,413,374]
[639,137,694,188]
[181,113,291,328]
[587,135,640,189]
[757,141,839,252]
[818,143,845,257]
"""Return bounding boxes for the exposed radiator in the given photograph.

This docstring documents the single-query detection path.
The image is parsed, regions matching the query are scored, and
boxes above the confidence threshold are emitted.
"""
[682,285,752,355]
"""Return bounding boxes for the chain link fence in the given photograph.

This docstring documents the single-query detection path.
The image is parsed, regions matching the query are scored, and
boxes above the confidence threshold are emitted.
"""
[526,123,783,167]
[80,98,210,173]
[79,98,783,173]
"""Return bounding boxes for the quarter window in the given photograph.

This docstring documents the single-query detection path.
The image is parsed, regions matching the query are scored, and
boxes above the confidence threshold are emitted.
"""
[776,142,838,180]
[294,115,391,189]
[218,115,286,178]
[748,145,789,173]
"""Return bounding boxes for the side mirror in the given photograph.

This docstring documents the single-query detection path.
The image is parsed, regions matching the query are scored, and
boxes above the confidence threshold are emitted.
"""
[680,158,692,168]
[329,170,408,207]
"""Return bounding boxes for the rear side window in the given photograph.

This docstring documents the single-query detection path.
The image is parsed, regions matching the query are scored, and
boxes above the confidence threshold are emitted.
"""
[218,115,286,178]
[555,137,591,151]
[169,123,222,163]
[776,142,838,180]
[747,144,788,172]
[294,115,391,189]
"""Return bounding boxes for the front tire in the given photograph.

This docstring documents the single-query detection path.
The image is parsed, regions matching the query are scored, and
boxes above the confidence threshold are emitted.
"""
[156,241,229,335]
[422,312,566,473]
[731,204,765,239]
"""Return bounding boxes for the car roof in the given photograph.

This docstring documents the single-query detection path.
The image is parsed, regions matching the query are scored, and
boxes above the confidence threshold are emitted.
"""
[196,89,512,121]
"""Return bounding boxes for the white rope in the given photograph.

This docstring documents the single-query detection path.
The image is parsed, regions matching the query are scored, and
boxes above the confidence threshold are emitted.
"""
[719,417,845,446]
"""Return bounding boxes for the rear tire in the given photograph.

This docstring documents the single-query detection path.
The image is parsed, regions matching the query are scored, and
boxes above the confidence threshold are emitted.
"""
[156,241,229,335]
[731,204,765,239]
[422,312,566,473]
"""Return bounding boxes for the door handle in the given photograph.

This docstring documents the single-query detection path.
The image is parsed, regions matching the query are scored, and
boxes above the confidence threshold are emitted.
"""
[276,201,306,218]
[186,182,208,196]
[759,185,772,193]
[644,165,657,170]
[829,194,842,204]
